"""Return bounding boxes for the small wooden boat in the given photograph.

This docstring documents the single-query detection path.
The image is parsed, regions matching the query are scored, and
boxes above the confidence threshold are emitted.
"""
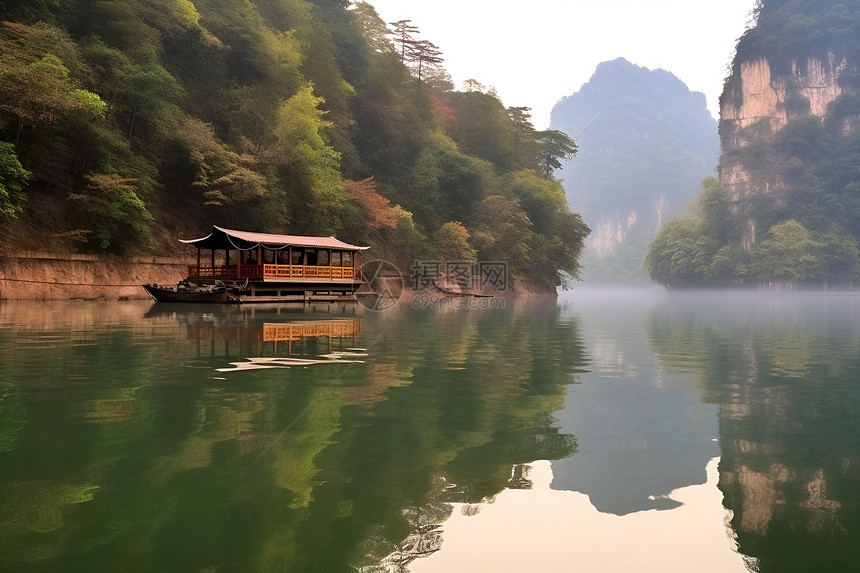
[142,226,369,303]
[142,281,240,303]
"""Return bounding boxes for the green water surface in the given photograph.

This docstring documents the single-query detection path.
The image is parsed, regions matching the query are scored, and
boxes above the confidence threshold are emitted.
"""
[0,292,858,572]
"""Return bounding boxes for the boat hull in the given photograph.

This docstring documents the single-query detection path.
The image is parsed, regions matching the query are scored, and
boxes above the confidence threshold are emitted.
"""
[142,284,237,303]
[142,282,362,304]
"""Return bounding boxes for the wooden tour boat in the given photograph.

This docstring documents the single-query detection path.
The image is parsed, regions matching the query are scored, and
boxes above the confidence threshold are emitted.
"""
[143,226,369,303]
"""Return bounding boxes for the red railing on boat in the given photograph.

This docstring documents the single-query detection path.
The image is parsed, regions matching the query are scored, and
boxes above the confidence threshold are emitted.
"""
[262,264,359,280]
[187,264,361,281]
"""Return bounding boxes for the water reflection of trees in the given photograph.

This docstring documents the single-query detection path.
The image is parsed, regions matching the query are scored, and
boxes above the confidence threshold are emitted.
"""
[335,301,584,572]
[0,299,585,572]
[646,294,860,572]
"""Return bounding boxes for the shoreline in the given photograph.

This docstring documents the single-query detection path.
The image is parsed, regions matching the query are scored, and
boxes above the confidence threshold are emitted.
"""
[0,252,558,300]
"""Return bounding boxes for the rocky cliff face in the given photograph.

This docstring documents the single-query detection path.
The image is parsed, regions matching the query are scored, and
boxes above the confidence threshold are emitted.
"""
[722,55,846,137]
[591,210,638,258]
[719,52,856,249]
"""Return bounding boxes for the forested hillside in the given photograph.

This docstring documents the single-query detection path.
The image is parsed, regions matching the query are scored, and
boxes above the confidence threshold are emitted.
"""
[552,58,718,284]
[0,0,588,290]
[645,0,860,289]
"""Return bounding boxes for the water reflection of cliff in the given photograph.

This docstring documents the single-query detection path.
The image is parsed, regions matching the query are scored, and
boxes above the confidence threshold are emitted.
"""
[550,291,720,515]
[0,299,585,572]
[646,293,860,572]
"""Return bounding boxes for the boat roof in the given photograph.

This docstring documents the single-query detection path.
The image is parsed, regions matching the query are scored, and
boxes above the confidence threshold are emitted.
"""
[180,226,369,251]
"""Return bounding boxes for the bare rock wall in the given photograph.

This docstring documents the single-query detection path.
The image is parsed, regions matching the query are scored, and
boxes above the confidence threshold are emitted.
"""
[0,252,187,300]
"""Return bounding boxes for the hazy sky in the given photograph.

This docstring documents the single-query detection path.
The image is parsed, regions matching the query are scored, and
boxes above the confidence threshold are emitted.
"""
[366,0,758,128]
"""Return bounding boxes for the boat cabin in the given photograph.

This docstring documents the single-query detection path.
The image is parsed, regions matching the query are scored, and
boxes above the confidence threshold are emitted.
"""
[181,226,368,289]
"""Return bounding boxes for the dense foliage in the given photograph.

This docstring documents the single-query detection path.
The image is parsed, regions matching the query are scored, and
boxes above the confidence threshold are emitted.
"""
[551,58,719,284]
[646,175,860,288]
[732,0,860,73]
[0,0,588,289]
[647,0,860,289]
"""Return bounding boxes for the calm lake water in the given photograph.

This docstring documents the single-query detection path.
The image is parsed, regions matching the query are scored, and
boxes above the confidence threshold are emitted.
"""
[1,291,859,572]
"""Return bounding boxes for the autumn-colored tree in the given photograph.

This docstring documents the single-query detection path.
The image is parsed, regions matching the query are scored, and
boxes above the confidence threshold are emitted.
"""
[343,176,397,229]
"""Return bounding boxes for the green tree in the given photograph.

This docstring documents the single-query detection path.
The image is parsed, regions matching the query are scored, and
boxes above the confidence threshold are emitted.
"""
[534,129,578,178]
[0,142,31,223]
[272,84,344,234]
[387,205,430,271]
[68,173,153,251]
[505,169,567,233]
[82,38,184,143]
[433,221,476,263]
[0,0,77,24]
[350,2,394,54]
[750,220,822,283]
[645,178,751,288]
[0,24,105,144]
[76,0,161,54]
[645,216,704,288]
[405,146,491,229]
[707,245,749,285]
[170,117,267,225]
[507,106,536,170]
[445,91,515,170]
[502,169,589,287]
[819,228,860,280]
[470,195,533,274]
[698,177,734,243]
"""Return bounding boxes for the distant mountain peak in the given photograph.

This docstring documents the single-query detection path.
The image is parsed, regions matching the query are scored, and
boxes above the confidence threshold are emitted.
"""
[550,60,718,284]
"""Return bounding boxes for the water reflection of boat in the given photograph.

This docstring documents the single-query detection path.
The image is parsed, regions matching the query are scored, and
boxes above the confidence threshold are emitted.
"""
[217,319,366,372]
[180,317,360,347]
[149,309,366,372]
[262,320,359,342]
[216,352,367,373]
